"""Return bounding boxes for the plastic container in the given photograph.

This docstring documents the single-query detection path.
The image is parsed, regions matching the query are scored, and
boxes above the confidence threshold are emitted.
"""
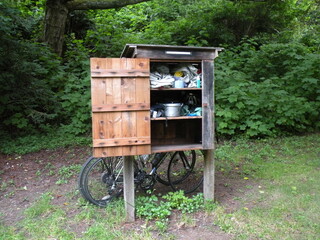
[174,80,184,88]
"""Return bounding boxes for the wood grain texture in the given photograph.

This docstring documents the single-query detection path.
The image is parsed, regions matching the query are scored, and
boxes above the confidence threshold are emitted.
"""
[203,150,215,200]
[202,60,214,150]
[91,58,150,157]
[91,69,149,77]
[120,45,221,60]
[136,49,216,60]
[93,137,150,147]
[151,144,202,153]
[123,156,135,221]
[135,59,151,155]
[92,103,150,112]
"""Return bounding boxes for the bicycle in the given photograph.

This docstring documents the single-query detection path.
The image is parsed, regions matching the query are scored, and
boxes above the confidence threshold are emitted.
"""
[78,150,203,207]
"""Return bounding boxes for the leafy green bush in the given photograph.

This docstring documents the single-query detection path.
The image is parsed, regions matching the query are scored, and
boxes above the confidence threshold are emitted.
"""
[0,2,91,138]
[163,191,204,214]
[215,40,320,137]
[136,194,172,220]
[59,36,91,135]
[136,191,204,221]
[0,1,64,135]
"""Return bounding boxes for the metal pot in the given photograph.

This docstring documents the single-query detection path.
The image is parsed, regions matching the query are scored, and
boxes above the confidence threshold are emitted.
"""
[163,103,183,117]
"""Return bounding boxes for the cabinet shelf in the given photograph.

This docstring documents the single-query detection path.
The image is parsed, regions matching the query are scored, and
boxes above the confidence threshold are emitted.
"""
[151,144,203,153]
[151,116,202,121]
[151,88,201,91]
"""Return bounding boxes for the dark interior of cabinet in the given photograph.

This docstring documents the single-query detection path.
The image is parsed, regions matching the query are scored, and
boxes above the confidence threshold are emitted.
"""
[151,119,202,146]
[150,90,201,106]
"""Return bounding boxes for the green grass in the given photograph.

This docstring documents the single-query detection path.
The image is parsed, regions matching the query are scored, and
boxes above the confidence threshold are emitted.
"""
[1,190,166,240]
[56,164,82,185]
[212,133,320,240]
[0,224,24,240]
[0,133,319,239]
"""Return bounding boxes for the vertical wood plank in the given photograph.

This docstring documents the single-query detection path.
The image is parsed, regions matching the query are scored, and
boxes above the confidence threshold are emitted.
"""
[135,58,150,154]
[121,59,135,156]
[108,77,123,156]
[202,60,214,149]
[91,78,107,105]
[107,59,123,156]
[203,150,215,200]
[202,60,215,200]
[91,58,108,157]
[91,78,106,143]
[123,156,135,221]
[121,76,137,156]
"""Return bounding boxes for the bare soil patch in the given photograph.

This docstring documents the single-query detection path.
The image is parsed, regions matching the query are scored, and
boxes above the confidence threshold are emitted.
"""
[0,146,257,239]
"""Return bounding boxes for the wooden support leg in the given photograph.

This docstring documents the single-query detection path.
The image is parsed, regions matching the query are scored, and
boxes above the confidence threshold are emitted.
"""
[203,150,215,200]
[123,156,135,221]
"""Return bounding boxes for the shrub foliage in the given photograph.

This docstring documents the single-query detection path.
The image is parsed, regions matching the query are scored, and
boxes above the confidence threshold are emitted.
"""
[215,40,320,137]
[0,0,319,145]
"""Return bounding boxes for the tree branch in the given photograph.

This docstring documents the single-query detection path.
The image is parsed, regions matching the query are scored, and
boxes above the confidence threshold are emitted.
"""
[67,0,152,10]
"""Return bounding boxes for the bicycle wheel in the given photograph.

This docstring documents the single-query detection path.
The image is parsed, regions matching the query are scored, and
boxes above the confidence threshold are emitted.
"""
[78,157,94,199]
[168,150,203,194]
[153,152,176,186]
[78,156,124,207]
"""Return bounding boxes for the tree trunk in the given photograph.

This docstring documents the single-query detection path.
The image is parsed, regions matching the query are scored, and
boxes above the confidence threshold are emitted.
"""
[43,0,152,56]
[43,0,69,56]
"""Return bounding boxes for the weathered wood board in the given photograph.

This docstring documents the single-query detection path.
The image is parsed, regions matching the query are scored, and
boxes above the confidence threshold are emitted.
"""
[202,60,214,149]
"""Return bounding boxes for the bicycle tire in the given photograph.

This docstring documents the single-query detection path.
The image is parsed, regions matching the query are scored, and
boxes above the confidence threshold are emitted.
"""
[167,150,203,194]
[78,156,124,207]
[78,156,95,200]
[153,152,175,186]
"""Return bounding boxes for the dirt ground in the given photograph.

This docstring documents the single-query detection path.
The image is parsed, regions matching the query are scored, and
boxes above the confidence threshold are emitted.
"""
[0,146,256,239]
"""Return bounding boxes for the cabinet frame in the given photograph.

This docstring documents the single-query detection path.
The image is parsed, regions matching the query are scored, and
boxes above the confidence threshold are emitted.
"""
[91,45,222,157]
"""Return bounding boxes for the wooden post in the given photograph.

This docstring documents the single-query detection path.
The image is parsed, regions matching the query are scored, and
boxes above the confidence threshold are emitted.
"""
[123,156,135,221]
[203,149,215,200]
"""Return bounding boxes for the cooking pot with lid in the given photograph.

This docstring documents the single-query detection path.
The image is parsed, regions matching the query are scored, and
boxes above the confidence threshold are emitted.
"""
[163,103,183,117]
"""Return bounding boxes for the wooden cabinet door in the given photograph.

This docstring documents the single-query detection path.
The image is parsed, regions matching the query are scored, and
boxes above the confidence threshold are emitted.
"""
[90,58,151,157]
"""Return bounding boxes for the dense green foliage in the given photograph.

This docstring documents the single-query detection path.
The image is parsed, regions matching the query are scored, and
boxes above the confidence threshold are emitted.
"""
[0,0,319,150]
[0,1,61,133]
[0,1,91,138]
[215,40,320,136]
